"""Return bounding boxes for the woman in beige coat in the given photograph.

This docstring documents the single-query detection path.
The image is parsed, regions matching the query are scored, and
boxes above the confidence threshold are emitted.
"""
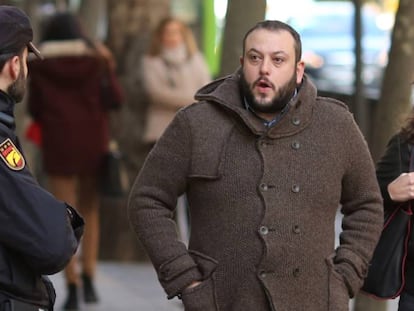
[142,17,211,143]
[141,17,211,242]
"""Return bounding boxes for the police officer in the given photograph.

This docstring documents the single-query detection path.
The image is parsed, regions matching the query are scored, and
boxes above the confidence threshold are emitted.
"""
[0,6,84,311]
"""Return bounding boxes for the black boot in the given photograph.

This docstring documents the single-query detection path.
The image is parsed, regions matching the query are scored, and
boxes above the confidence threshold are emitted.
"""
[63,284,79,311]
[82,273,99,303]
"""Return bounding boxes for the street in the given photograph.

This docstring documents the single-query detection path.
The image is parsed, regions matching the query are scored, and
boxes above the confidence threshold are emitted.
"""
[50,262,182,311]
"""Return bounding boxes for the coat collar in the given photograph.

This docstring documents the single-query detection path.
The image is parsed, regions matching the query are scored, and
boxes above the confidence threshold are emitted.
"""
[195,70,317,138]
[38,39,94,59]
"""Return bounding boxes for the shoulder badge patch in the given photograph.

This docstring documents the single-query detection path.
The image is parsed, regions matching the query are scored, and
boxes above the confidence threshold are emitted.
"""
[0,138,25,170]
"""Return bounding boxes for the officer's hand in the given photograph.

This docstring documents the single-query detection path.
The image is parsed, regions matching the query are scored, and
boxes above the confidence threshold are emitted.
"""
[66,204,84,241]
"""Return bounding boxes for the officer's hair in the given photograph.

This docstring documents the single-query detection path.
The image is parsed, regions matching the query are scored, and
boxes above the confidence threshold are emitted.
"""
[0,48,25,72]
[242,20,302,63]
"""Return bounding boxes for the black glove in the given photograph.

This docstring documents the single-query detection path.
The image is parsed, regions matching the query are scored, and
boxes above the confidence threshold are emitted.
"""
[65,204,84,242]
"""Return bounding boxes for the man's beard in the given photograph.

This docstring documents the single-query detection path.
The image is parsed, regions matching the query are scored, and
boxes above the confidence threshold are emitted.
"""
[241,70,298,114]
[7,69,26,103]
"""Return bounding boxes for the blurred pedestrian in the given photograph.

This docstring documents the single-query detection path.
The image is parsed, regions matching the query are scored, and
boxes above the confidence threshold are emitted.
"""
[376,108,414,310]
[127,20,383,310]
[27,11,122,311]
[140,16,211,242]
[0,5,84,311]
[141,16,211,146]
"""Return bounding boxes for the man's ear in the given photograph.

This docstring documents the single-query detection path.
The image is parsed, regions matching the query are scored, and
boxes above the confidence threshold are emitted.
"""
[296,60,305,84]
[240,56,244,66]
[8,56,20,80]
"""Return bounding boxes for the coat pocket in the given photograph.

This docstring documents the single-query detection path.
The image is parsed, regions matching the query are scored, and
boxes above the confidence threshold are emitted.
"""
[325,255,349,311]
[181,250,219,311]
[181,277,218,311]
[189,250,218,278]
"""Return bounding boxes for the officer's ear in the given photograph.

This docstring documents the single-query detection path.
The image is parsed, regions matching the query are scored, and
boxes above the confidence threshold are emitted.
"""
[8,55,21,81]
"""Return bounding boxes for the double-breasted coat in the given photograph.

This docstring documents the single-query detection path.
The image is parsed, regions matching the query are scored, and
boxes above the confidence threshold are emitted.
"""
[128,72,383,311]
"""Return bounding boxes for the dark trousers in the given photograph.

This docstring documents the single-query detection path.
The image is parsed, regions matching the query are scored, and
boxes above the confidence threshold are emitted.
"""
[399,291,414,311]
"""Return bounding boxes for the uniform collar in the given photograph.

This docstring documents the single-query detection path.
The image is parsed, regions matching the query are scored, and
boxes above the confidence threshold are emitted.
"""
[0,90,16,128]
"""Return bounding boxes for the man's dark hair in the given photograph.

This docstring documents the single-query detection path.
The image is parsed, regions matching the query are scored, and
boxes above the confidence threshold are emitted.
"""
[242,20,302,63]
[0,47,24,72]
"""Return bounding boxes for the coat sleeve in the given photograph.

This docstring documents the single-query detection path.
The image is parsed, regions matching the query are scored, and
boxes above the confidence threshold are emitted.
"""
[0,136,83,275]
[334,113,384,297]
[128,110,203,298]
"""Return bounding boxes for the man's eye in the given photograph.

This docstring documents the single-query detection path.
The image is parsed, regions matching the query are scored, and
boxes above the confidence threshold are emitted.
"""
[273,57,283,64]
[249,55,260,62]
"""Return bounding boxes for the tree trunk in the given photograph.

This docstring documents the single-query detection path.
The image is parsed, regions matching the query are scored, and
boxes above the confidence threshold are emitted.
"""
[99,0,170,261]
[219,0,266,76]
[369,0,414,162]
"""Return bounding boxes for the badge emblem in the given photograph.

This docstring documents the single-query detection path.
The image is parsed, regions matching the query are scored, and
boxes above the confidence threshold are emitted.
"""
[0,138,25,170]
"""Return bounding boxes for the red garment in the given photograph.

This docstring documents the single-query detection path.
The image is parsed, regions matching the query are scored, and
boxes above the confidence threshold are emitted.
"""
[28,49,112,175]
[25,121,42,146]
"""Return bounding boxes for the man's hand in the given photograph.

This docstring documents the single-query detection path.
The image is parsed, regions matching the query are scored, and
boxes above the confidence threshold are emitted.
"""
[185,281,202,291]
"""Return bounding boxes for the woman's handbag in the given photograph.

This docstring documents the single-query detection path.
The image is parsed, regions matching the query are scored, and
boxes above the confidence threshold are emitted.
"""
[361,147,414,299]
[361,202,412,299]
[99,140,127,198]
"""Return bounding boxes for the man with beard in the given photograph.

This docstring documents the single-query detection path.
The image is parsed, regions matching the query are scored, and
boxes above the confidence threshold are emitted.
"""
[128,20,383,311]
[0,6,84,311]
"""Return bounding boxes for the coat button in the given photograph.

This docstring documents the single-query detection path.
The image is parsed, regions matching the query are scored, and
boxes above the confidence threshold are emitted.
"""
[293,268,300,277]
[293,225,301,234]
[362,267,368,277]
[291,184,300,193]
[260,183,268,191]
[260,140,268,147]
[259,226,269,235]
[292,117,301,126]
[259,271,267,278]
[291,141,300,150]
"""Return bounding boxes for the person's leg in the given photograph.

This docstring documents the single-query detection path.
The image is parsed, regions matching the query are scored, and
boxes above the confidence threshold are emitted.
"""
[48,175,79,310]
[398,291,414,311]
[78,174,100,303]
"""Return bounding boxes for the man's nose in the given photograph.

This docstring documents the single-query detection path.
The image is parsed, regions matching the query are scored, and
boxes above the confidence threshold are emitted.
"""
[259,57,271,75]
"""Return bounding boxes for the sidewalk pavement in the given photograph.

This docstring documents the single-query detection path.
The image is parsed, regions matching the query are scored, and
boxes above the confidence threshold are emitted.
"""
[50,261,400,311]
[49,261,183,311]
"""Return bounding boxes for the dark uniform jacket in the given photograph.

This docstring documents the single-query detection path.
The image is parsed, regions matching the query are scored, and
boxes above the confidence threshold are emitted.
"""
[0,91,84,310]
[376,133,414,295]
[128,72,383,311]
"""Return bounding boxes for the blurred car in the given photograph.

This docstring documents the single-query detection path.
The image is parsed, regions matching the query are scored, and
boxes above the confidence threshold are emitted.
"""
[287,1,393,99]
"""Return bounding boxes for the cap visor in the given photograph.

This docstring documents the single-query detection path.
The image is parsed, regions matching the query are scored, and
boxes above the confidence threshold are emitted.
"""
[28,42,43,60]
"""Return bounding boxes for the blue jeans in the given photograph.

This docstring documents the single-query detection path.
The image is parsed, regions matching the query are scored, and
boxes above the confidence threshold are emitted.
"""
[399,291,414,311]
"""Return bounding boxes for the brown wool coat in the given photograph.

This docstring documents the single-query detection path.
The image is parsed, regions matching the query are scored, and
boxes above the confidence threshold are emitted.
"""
[128,72,383,311]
